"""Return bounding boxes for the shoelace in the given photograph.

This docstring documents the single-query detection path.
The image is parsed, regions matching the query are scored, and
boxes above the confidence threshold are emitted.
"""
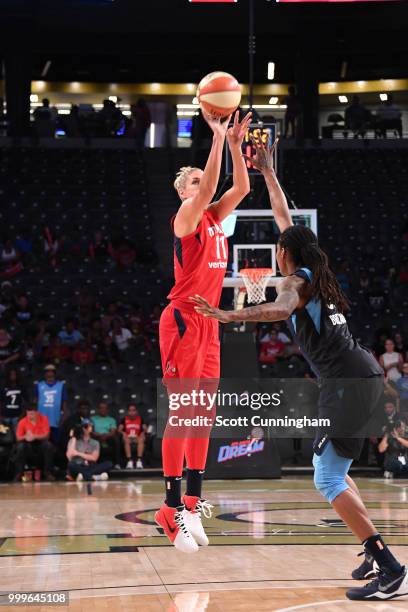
[196,499,214,519]
[174,510,191,536]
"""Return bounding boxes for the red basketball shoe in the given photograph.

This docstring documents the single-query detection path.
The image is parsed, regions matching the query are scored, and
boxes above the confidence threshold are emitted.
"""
[155,503,198,554]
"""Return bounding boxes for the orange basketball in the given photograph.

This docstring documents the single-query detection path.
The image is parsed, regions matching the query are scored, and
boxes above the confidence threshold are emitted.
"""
[197,71,242,120]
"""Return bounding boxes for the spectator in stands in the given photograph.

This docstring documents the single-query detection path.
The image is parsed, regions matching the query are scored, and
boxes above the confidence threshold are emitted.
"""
[109,318,133,353]
[33,99,56,138]
[72,340,95,366]
[1,368,27,430]
[44,336,72,365]
[87,319,119,364]
[110,238,136,270]
[260,323,291,346]
[0,239,23,279]
[15,230,35,266]
[60,399,91,456]
[379,418,408,478]
[382,400,398,433]
[89,230,112,263]
[13,294,35,327]
[127,303,146,337]
[345,95,369,138]
[118,403,146,469]
[373,330,388,358]
[42,226,62,268]
[375,94,402,138]
[101,302,124,333]
[15,402,55,482]
[1,239,19,266]
[259,330,285,364]
[283,86,301,139]
[62,104,81,138]
[97,99,123,137]
[87,318,106,356]
[367,280,387,312]
[34,313,51,350]
[394,332,407,358]
[0,281,14,322]
[58,319,84,348]
[91,402,121,468]
[36,364,68,442]
[75,289,97,330]
[129,98,151,150]
[384,380,400,413]
[379,339,403,382]
[66,419,112,482]
[396,363,408,413]
[0,327,20,371]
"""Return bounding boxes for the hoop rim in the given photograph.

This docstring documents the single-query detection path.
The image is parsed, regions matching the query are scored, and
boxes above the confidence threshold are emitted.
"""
[239,267,273,279]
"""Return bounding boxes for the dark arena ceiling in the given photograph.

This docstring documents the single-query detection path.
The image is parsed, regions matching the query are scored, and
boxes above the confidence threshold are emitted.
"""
[0,0,407,84]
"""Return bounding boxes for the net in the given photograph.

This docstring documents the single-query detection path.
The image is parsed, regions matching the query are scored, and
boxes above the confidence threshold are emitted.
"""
[239,268,273,304]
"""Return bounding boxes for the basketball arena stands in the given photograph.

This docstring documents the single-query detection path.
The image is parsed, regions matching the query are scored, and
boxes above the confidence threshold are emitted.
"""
[0,145,166,439]
[1,142,408,472]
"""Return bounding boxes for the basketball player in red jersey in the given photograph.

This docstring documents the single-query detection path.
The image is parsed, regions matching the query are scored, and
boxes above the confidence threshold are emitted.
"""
[155,110,252,552]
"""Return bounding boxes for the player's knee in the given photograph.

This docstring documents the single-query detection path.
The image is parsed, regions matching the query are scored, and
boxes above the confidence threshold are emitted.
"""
[314,469,347,504]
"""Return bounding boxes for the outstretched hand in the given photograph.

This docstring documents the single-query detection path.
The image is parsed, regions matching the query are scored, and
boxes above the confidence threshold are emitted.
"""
[227,111,252,147]
[243,136,279,174]
[190,295,232,324]
[203,112,232,139]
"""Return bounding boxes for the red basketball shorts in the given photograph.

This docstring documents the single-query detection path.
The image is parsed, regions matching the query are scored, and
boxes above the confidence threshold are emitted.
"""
[159,304,220,381]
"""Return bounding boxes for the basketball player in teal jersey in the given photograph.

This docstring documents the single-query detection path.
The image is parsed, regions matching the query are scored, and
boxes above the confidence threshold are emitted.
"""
[191,140,408,602]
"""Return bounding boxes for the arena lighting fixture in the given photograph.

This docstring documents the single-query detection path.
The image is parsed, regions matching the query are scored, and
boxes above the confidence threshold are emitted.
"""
[149,123,156,148]
[30,94,38,103]
[108,96,118,103]
[380,93,388,101]
[41,60,52,78]
[269,96,279,105]
[267,62,275,81]
[338,95,348,103]
[192,97,199,105]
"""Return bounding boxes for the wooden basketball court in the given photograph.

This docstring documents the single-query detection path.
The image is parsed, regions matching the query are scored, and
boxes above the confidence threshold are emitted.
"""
[1,477,407,611]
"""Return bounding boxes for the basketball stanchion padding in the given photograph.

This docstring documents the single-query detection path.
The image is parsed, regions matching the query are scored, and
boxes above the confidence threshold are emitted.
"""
[239,268,273,304]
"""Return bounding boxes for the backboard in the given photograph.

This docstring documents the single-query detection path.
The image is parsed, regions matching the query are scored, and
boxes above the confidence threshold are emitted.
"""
[221,208,317,308]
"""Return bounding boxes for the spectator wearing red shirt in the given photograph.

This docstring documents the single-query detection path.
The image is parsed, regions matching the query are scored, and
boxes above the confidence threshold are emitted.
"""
[44,336,72,364]
[259,330,285,364]
[118,403,146,469]
[72,341,95,366]
[15,403,55,481]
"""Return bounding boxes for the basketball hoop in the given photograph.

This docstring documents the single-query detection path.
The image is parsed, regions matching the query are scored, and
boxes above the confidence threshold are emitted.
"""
[239,268,273,304]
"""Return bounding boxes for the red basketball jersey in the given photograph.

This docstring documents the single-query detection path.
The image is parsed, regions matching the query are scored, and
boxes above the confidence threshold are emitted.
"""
[167,208,228,312]
[123,415,142,437]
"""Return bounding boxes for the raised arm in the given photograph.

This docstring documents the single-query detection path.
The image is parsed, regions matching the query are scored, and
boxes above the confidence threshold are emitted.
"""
[174,114,230,238]
[191,276,304,323]
[243,138,293,233]
[210,111,252,222]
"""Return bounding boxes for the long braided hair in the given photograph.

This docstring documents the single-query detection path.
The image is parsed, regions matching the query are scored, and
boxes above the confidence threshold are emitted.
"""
[278,225,349,313]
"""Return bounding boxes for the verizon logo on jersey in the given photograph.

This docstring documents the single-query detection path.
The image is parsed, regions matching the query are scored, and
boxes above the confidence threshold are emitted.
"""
[208,261,228,269]
[207,223,224,237]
